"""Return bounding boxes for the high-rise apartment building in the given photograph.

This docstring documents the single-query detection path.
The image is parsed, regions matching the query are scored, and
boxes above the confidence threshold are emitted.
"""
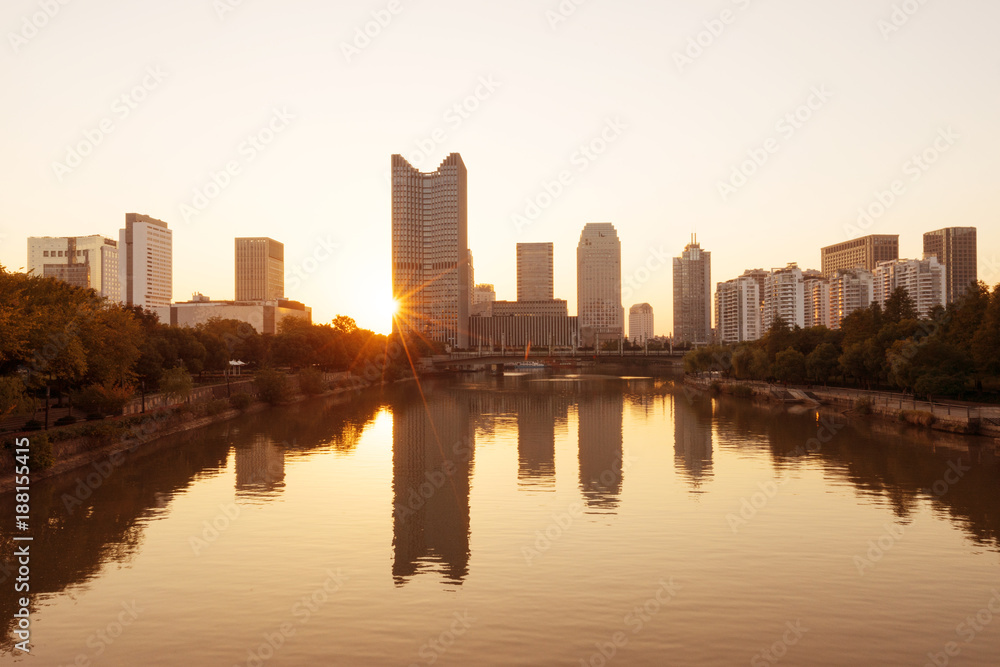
[821,234,899,276]
[673,235,711,345]
[27,235,120,300]
[715,275,761,344]
[119,213,172,320]
[577,223,623,347]
[873,257,946,319]
[827,268,874,330]
[923,227,977,304]
[803,272,830,329]
[628,303,654,344]
[762,264,805,330]
[517,242,554,301]
[235,237,284,301]
[391,153,471,348]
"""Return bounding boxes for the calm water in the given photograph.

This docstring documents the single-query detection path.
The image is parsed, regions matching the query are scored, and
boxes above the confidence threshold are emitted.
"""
[3,373,1000,666]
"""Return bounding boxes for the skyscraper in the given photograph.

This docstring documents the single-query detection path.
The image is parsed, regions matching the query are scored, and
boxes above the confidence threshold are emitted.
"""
[873,257,946,319]
[577,223,623,347]
[27,235,120,301]
[391,153,471,348]
[628,303,654,344]
[235,237,284,301]
[923,227,977,304]
[672,235,711,345]
[119,213,172,320]
[714,276,761,344]
[517,242,554,301]
[820,234,898,276]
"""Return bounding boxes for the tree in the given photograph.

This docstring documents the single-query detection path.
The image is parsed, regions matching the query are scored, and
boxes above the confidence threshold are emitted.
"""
[971,284,1000,377]
[806,343,840,384]
[882,287,917,324]
[332,315,359,335]
[772,347,806,384]
[160,367,193,403]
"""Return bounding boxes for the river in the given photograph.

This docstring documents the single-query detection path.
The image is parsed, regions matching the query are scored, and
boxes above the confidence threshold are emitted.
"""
[2,372,999,666]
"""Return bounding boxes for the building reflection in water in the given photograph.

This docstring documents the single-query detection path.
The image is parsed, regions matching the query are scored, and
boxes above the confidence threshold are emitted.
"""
[672,393,714,491]
[577,387,624,512]
[234,433,286,499]
[391,391,475,586]
[517,392,568,492]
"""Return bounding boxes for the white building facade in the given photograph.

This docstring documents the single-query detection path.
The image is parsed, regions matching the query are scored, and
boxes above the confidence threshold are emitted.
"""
[873,257,946,319]
[715,276,761,344]
[628,303,654,344]
[577,223,623,347]
[762,264,805,330]
[119,213,172,321]
[27,235,120,301]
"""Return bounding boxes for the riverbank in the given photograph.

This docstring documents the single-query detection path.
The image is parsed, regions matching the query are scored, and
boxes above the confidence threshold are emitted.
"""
[684,375,1000,438]
[0,376,394,494]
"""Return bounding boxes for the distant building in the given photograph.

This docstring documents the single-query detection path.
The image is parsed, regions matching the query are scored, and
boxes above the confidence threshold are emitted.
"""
[715,276,761,344]
[235,237,284,301]
[873,257,946,319]
[827,268,874,329]
[469,316,579,348]
[763,264,804,330]
[577,223,623,347]
[171,294,311,335]
[923,227,977,304]
[391,153,471,347]
[492,300,568,318]
[628,303,654,344]
[119,213,172,321]
[517,242,554,301]
[27,235,120,300]
[673,235,712,345]
[472,283,496,317]
[821,234,898,276]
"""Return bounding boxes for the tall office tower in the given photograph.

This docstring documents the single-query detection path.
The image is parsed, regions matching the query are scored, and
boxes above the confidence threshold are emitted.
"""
[821,234,898,276]
[923,227,977,304]
[762,263,805,330]
[119,213,172,319]
[714,275,761,344]
[672,235,711,345]
[577,223,624,347]
[827,268,874,330]
[803,272,830,329]
[235,237,284,301]
[391,153,471,348]
[26,235,120,300]
[517,242,554,301]
[628,303,654,344]
[873,257,946,319]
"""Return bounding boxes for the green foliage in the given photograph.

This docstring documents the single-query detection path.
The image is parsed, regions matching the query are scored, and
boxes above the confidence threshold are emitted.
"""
[772,347,806,384]
[806,343,840,383]
[0,375,29,418]
[74,384,134,417]
[255,369,289,405]
[28,432,53,469]
[853,397,873,415]
[298,368,326,395]
[160,366,194,403]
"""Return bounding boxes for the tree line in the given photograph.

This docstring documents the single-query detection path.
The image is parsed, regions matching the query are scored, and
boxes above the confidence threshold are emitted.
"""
[684,282,1000,400]
[0,266,435,419]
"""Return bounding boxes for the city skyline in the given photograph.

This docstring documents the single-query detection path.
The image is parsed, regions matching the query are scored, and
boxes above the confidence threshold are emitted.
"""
[2,0,999,335]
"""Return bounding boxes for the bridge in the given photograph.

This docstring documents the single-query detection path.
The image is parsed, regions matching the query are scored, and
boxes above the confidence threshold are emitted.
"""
[431,349,685,370]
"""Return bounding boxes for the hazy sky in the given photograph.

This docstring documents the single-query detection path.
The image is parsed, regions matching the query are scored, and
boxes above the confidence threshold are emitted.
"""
[2,0,998,334]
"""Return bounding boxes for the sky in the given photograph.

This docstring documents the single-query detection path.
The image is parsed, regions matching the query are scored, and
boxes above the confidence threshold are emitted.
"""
[1,0,998,335]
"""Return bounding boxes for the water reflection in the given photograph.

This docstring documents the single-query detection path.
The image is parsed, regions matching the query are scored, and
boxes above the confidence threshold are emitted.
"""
[391,390,474,586]
[3,375,1000,659]
[673,393,714,491]
[576,387,624,511]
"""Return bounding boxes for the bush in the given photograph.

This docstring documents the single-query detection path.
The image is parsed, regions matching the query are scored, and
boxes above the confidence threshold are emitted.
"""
[255,369,289,405]
[28,433,54,469]
[23,419,43,431]
[160,367,194,403]
[74,384,133,417]
[298,368,325,396]
[54,415,77,426]
[204,399,229,416]
[900,410,936,427]
[853,397,873,415]
[229,393,253,411]
[86,413,104,421]
[732,385,755,399]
